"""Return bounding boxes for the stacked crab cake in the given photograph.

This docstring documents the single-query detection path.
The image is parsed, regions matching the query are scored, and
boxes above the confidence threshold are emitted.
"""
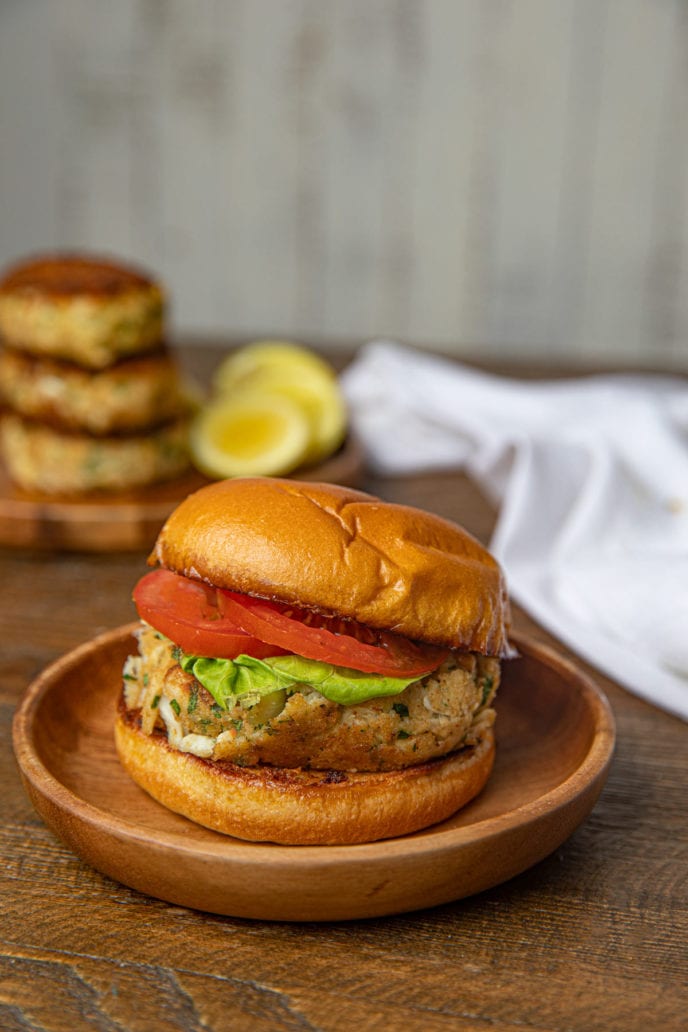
[0,253,191,493]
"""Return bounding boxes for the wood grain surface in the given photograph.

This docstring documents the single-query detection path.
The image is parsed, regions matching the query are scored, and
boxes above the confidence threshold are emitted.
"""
[1,347,686,1030]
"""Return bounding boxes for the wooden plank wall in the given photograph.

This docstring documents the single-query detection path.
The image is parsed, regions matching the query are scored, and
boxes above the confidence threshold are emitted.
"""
[0,0,686,366]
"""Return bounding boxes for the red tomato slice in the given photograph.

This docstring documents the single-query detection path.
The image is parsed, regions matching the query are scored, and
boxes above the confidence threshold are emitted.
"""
[217,590,449,677]
[132,569,288,660]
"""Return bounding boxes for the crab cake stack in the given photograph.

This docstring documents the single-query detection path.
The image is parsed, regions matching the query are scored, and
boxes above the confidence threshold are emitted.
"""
[0,254,191,494]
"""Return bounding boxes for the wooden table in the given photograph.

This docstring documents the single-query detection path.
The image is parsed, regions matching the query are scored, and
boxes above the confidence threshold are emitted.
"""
[1,347,686,1031]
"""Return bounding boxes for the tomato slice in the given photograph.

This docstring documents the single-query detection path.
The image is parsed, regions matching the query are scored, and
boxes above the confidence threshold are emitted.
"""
[133,569,288,660]
[134,569,449,676]
[217,590,449,677]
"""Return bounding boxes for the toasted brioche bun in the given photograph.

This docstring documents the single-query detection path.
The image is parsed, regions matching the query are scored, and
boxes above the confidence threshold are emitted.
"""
[150,477,511,656]
[115,700,495,845]
[0,253,164,368]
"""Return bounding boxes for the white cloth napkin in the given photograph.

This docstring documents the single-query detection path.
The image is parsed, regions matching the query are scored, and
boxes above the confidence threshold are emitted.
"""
[341,340,688,721]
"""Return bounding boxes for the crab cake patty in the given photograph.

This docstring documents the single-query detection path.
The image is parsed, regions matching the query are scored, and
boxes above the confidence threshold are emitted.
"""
[0,347,192,435]
[0,412,190,493]
[123,625,499,772]
[0,253,164,369]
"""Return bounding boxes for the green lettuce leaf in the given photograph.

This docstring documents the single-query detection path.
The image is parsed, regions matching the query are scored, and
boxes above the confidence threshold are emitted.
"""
[179,651,423,710]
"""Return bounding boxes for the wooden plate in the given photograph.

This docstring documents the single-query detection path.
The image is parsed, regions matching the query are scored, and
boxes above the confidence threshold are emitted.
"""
[12,629,615,921]
[0,435,364,552]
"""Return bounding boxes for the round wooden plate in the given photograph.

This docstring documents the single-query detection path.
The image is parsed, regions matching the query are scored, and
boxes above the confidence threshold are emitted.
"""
[0,435,364,552]
[12,628,614,921]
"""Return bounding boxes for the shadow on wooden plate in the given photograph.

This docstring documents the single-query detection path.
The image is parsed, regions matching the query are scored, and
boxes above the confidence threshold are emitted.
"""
[12,630,615,921]
[0,434,365,552]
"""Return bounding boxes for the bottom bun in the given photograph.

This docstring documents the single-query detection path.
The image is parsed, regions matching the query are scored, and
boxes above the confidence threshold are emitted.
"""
[114,701,495,845]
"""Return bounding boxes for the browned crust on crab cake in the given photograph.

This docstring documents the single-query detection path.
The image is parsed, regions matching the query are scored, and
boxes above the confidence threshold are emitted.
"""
[0,253,164,367]
[0,253,158,297]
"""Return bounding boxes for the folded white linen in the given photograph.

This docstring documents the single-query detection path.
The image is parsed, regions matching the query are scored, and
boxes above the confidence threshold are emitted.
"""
[341,341,688,721]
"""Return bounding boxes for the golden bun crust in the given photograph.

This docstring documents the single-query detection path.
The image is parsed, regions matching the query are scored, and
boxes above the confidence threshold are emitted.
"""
[114,702,495,845]
[151,477,511,656]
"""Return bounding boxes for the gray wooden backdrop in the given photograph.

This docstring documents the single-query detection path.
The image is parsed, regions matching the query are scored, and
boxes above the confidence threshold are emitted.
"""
[1,0,687,366]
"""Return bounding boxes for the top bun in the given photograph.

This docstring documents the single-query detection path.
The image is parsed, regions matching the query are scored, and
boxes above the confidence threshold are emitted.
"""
[151,478,512,657]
